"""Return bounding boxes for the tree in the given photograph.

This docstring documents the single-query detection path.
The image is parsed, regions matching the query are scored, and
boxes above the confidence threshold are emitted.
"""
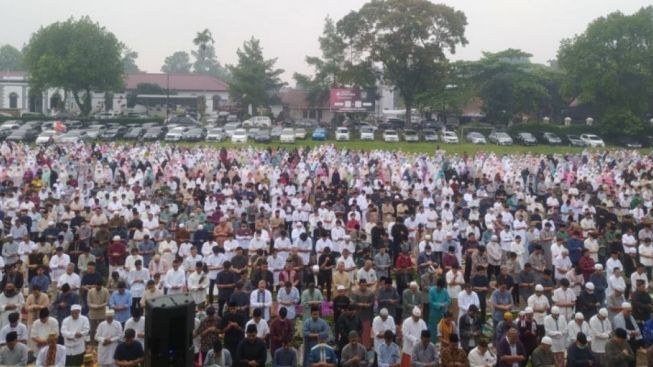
[228,37,286,114]
[121,47,140,73]
[192,28,230,81]
[336,0,468,124]
[558,6,653,135]
[0,45,23,71]
[161,51,192,73]
[23,16,124,116]
[294,17,377,110]
[470,49,559,124]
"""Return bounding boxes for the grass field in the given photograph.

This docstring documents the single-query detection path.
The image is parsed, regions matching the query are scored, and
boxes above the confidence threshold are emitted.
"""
[156,139,650,155]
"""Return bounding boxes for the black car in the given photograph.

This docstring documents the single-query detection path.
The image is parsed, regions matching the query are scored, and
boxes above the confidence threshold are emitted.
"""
[617,137,643,149]
[183,128,206,141]
[142,127,165,141]
[124,127,145,140]
[99,129,121,140]
[254,130,271,143]
[5,129,38,142]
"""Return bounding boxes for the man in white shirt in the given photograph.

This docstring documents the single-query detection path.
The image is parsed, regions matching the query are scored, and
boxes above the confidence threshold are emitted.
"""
[249,280,273,321]
[630,263,649,290]
[607,267,626,297]
[589,308,611,361]
[164,259,186,295]
[60,304,90,365]
[49,247,70,286]
[95,309,123,366]
[244,308,270,339]
[457,284,480,319]
[372,308,396,353]
[30,308,59,355]
[124,309,145,347]
[527,284,550,334]
[36,333,66,367]
[127,260,149,312]
[552,279,576,322]
[400,307,427,365]
[566,312,591,346]
[638,237,653,279]
[553,249,572,281]
[467,340,497,367]
[544,306,567,367]
[0,312,27,345]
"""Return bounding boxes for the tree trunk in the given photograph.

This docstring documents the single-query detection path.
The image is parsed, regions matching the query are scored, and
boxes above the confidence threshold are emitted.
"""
[405,100,413,128]
[72,89,92,116]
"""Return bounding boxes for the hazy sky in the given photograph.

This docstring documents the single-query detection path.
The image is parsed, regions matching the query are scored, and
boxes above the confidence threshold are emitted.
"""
[2,0,650,83]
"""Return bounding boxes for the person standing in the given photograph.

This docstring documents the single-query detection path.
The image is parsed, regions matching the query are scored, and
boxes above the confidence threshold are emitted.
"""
[95,309,123,367]
[87,281,109,343]
[544,306,567,367]
[249,280,273,321]
[60,304,90,366]
[236,324,267,367]
[307,333,337,367]
[0,331,28,366]
[35,333,66,367]
[269,307,293,355]
[124,308,145,348]
[427,278,449,343]
[126,259,149,314]
[350,279,375,349]
[589,308,612,364]
[272,336,296,367]
[400,307,427,367]
[164,258,186,295]
[220,302,245,360]
[109,282,132,326]
[113,328,144,367]
[604,328,634,367]
[302,307,331,367]
[340,331,368,367]
[530,337,555,367]
[496,328,527,367]
[372,308,396,354]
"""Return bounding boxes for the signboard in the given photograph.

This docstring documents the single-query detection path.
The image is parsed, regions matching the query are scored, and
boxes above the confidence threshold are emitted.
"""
[329,88,375,113]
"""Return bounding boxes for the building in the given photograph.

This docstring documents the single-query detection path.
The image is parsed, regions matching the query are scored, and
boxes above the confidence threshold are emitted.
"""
[0,72,229,117]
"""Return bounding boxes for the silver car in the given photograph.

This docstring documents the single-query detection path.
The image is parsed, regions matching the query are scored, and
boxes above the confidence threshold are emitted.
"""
[465,131,487,144]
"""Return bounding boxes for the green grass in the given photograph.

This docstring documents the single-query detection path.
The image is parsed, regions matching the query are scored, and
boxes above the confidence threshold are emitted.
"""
[154,139,650,155]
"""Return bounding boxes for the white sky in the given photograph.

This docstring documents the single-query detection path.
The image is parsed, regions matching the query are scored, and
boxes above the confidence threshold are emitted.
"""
[2,0,650,82]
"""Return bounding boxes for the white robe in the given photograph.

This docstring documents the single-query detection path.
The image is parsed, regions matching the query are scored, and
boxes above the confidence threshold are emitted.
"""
[187,271,209,305]
[60,315,90,355]
[124,317,145,347]
[0,293,25,329]
[589,315,611,353]
[95,320,123,365]
[544,315,568,353]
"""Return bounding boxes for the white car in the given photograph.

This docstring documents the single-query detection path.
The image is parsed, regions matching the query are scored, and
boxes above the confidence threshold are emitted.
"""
[382,130,400,142]
[465,131,487,144]
[580,134,605,147]
[223,122,241,137]
[488,131,513,145]
[335,127,350,141]
[360,126,375,140]
[231,128,248,143]
[280,128,296,143]
[164,127,188,141]
[441,130,459,143]
[403,129,419,142]
[35,130,60,145]
[294,128,307,139]
[205,128,225,142]
[243,116,272,128]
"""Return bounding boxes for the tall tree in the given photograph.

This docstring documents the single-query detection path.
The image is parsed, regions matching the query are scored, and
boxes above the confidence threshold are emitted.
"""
[23,16,124,116]
[228,37,286,114]
[0,45,23,71]
[558,6,653,135]
[161,51,192,73]
[192,28,230,81]
[336,0,468,124]
[294,16,376,109]
[121,46,140,73]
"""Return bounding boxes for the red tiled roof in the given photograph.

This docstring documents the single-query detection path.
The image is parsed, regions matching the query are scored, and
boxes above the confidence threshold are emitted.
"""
[279,89,328,109]
[125,73,228,92]
[0,71,27,79]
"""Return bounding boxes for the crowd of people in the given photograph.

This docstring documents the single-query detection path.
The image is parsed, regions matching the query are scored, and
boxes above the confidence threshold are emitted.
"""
[0,141,650,366]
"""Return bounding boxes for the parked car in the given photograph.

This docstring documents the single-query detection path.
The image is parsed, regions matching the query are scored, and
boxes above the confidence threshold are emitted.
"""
[295,119,318,128]
[542,132,562,144]
[247,128,261,140]
[294,128,307,139]
[280,128,296,143]
[6,129,37,142]
[164,126,188,141]
[123,127,144,140]
[617,137,642,149]
[566,135,586,147]
[36,130,60,145]
[142,127,165,141]
[206,128,225,142]
[183,128,206,141]
[270,126,283,139]
[243,116,272,128]
[488,131,513,145]
[382,130,400,142]
[441,130,459,143]
[100,128,122,140]
[360,126,375,140]
[515,132,537,145]
[335,127,351,141]
[231,128,248,143]
[223,122,240,137]
[423,129,438,142]
[312,128,327,141]
[254,130,271,143]
[168,115,199,125]
[580,133,605,147]
[403,129,419,142]
[465,131,487,144]
[56,130,89,144]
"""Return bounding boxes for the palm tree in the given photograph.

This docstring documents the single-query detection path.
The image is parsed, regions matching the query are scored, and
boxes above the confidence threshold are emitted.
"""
[193,29,214,51]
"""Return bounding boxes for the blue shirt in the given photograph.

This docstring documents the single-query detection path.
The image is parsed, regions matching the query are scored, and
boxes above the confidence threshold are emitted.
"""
[490,289,513,322]
[30,275,50,293]
[109,290,132,323]
[308,344,337,365]
[378,342,401,367]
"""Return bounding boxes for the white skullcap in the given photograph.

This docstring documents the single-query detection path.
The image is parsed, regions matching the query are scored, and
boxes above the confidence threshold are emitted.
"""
[551,306,560,315]
[594,264,603,270]
[336,285,345,291]
[575,312,584,320]
[535,284,544,291]
[106,309,115,316]
[622,302,632,309]
[312,265,319,272]
[412,306,422,317]
[541,336,552,345]
[71,304,82,311]
[380,308,389,316]
[524,307,533,314]
[599,308,608,317]
[585,282,595,290]
[112,236,121,241]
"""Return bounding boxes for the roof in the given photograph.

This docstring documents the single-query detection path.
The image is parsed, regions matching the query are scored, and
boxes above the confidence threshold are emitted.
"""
[0,71,27,81]
[125,73,228,92]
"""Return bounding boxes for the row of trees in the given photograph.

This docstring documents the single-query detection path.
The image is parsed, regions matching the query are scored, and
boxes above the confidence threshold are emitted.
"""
[5,1,653,135]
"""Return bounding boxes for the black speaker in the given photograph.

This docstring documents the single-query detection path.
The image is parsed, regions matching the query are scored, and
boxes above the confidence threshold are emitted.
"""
[144,294,195,367]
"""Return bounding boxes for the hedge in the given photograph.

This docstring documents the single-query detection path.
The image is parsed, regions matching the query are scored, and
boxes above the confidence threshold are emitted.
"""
[0,116,165,124]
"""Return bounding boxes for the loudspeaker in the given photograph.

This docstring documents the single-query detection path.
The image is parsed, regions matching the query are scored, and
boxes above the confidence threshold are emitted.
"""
[144,294,195,367]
